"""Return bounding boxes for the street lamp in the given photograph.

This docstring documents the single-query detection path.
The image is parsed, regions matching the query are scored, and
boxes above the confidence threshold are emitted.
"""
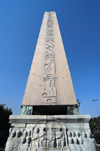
[93,100,100,116]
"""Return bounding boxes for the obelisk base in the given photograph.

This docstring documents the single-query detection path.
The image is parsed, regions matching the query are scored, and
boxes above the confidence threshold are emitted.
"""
[5,115,96,151]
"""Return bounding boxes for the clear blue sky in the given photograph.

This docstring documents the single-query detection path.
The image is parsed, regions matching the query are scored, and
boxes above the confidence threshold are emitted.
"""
[0,0,100,117]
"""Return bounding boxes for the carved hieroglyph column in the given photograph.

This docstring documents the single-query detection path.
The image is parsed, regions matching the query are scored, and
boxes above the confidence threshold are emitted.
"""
[42,12,57,103]
[22,12,77,108]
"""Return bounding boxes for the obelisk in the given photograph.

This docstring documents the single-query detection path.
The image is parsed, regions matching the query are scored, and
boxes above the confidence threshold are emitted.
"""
[5,12,96,151]
[21,12,77,115]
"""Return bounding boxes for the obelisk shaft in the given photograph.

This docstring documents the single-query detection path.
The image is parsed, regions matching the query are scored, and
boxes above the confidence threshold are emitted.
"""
[22,12,77,106]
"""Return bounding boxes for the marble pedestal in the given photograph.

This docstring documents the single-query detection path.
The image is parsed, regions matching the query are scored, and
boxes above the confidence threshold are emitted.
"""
[5,115,96,151]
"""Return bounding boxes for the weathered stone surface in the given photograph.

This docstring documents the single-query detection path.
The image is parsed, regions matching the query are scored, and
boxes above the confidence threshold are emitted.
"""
[22,12,77,106]
[10,115,91,126]
[5,115,96,151]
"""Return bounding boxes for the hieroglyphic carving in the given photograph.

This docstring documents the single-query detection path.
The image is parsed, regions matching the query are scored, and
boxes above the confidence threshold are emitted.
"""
[42,12,57,103]
[44,60,55,74]
[42,76,56,97]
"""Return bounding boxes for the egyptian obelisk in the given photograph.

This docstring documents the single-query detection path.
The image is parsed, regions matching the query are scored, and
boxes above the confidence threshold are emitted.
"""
[21,11,77,115]
[5,12,96,151]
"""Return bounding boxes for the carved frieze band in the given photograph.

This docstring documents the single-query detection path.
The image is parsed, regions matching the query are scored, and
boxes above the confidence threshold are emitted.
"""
[5,120,96,151]
[42,12,57,103]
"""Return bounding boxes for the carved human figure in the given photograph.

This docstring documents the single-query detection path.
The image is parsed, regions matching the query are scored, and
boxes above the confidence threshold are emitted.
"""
[79,137,83,150]
[9,128,13,136]
[26,137,31,150]
[23,131,28,138]
[47,127,55,148]
[5,130,21,151]
[32,127,40,148]
[83,132,93,151]
[20,137,29,151]
[83,139,91,151]
[28,130,31,137]
[36,128,40,148]
[72,131,75,137]
[12,130,16,138]
[82,132,86,138]
[85,133,96,151]
[87,132,92,139]
[79,137,83,145]
[39,127,45,148]
[41,127,47,148]
[76,131,80,137]
[52,128,57,148]
[89,138,96,151]
[13,130,21,151]
[69,138,77,151]
[74,138,83,151]
[5,137,14,151]
[5,131,16,151]
[57,128,65,148]
[20,137,26,151]
[67,131,71,137]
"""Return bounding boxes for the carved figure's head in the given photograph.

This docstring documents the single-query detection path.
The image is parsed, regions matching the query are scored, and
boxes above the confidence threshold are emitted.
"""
[36,128,40,133]
[74,138,77,144]
[72,131,75,137]
[59,128,62,131]
[26,137,31,144]
[21,137,26,144]
[67,131,71,137]
[82,132,86,138]
[11,131,16,138]
[87,132,91,138]
[76,131,80,137]
[79,137,83,144]
[69,138,72,144]
[28,130,31,136]
[43,127,46,132]
[16,130,21,137]
[23,131,28,137]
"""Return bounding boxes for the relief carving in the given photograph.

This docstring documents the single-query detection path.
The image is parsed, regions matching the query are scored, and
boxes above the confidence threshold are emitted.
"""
[46,37,54,43]
[46,28,53,36]
[5,123,96,151]
[42,12,57,102]
[31,120,67,149]
[5,130,22,151]
[42,76,57,97]
[45,52,55,60]
[44,60,55,75]
[47,20,53,28]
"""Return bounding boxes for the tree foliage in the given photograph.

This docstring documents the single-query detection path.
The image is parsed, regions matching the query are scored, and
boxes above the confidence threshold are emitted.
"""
[89,116,100,134]
[89,116,100,144]
[0,104,12,147]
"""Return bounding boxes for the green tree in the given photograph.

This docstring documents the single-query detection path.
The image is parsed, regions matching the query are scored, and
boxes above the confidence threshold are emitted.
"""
[89,116,100,144]
[0,104,12,147]
[89,117,100,134]
[94,131,100,144]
